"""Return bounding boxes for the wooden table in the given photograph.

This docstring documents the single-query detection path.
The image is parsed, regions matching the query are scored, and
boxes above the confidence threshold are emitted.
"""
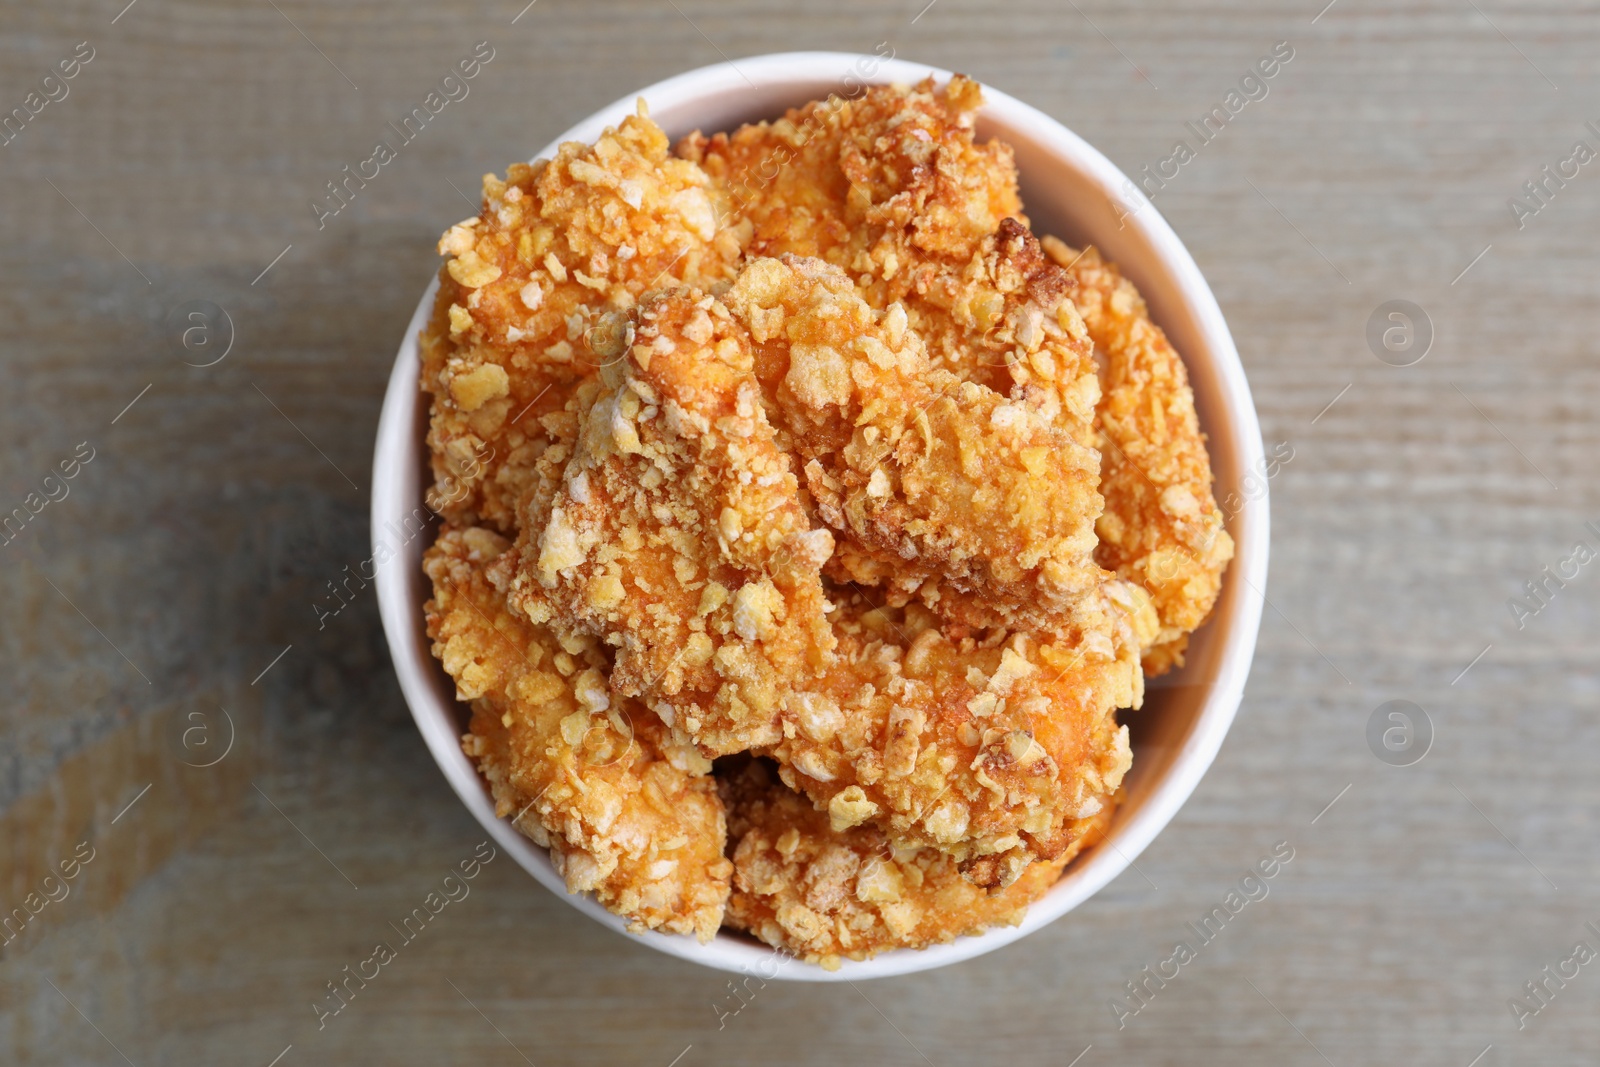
[3,1,1597,1063]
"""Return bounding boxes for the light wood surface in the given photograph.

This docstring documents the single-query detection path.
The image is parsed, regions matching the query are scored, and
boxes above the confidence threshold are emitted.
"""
[4,1,1599,1064]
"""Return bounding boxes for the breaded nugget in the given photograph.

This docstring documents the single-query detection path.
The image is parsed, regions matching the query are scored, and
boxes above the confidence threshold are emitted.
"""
[688,79,1110,634]
[682,78,1098,411]
[510,287,836,757]
[426,525,731,939]
[913,218,1103,432]
[1042,239,1234,674]
[725,254,1106,618]
[810,219,1117,637]
[678,75,1017,288]
[422,105,745,532]
[720,758,1114,967]
[763,584,1141,882]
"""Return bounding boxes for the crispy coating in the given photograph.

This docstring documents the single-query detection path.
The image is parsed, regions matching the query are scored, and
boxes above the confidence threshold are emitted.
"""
[763,584,1140,881]
[725,254,1106,618]
[677,75,1018,294]
[687,78,1111,636]
[1042,239,1235,674]
[427,526,731,939]
[720,758,1114,967]
[681,78,1098,416]
[510,287,836,756]
[422,106,746,532]
[808,220,1113,638]
[906,217,1103,430]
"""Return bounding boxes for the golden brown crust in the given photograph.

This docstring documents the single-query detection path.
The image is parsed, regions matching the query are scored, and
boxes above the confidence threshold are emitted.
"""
[509,287,835,757]
[426,526,731,940]
[422,107,746,532]
[725,254,1107,618]
[720,758,1115,967]
[1041,239,1235,674]
[677,75,1019,290]
[762,584,1140,878]
[685,80,1115,638]
[680,79,1099,417]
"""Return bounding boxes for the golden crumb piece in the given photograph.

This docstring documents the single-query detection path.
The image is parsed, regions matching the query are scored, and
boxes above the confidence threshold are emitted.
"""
[421,109,747,532]
[682,79,1096,419]
[725,254,1107,619]
[679,76,1021,308]
[1042,239,1235,674]
[763,583,1140,877]
[426,526,731,939]
[688,80,1111,635]
[509,287,836,757]
[720,758,1115,964]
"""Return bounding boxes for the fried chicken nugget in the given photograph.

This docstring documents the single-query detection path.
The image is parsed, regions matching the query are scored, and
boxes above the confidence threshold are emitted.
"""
[724,254,1107,617]
[422,104,745,533]
[813,217,1122,636]
[686,78,1111,632]
[681,76,1096,410]
[677,75,1018,289]
[1041,239,1235,675]
[510,287,837,757]
[426,525,732,940]
[720,758,1114,967]
[765,585,1141,883]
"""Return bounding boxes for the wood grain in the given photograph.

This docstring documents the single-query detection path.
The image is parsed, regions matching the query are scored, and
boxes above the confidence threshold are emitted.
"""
[3,1,1599,1064]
